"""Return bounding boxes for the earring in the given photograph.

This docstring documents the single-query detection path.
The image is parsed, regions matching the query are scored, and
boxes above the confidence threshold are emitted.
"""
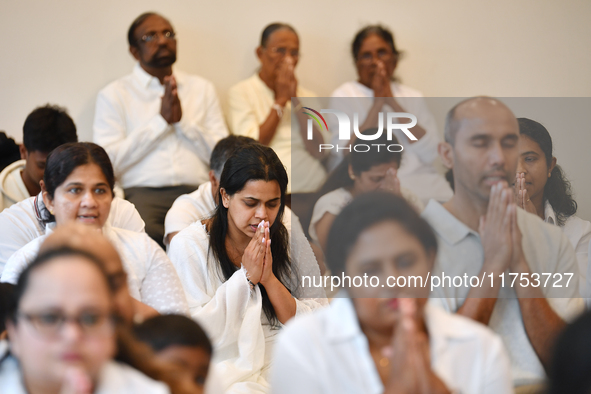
[350,174,356,180]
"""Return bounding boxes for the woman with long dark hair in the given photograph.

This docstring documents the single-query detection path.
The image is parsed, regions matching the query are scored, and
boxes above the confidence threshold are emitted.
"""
[0,142,188,315]
[515,118,591,298]
[168,144,326,393]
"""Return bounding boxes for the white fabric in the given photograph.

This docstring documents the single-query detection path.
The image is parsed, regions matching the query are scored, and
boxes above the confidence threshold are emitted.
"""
[422,199,584,386]
[308,187,424,245]
[543,201,591,299]
[0,352,170,394]
[227,74,327,193]
[1,222,188,315]
[330,81,453,204]
[167,221,327,393]
[0,193,145,274]
[93,64,229,189]
[0,160,29,212]
[270,296,513,394]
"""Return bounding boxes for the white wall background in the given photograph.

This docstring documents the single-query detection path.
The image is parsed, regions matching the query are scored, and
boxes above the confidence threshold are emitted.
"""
[1,0,590,218]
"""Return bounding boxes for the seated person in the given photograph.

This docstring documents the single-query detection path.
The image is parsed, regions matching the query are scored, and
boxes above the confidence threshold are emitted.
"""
[0,104,77,211]
[0,188,144,273]
[1,142,188,316]
[135,314,214,392]
[310,130,422,254]
[329,25,452,204]
[168,144,327,393]
[0,131,21,172]
[1,246,171,393]
[515,117,591,299]
[227,22,327,194]
[423,97,582,388]
[271,192,513,393]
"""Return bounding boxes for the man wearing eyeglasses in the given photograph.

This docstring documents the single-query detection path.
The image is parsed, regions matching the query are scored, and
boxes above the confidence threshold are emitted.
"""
[93,12,228,248]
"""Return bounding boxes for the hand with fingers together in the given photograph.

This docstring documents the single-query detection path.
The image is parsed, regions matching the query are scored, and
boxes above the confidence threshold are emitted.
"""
[274,58,297,107]
[160,75,182,124]
[380,167,401,195]
[371,60,394,98]
[241,220,268,286]
[258,223,275,286]
[60,367,93,394]
[514,173,537,215]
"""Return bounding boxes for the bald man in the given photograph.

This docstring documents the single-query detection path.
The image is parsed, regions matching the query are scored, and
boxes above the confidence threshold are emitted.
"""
[421,97,582,389]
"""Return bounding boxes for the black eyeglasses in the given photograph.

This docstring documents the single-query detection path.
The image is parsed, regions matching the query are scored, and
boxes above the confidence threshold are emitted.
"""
[139,31,176,44]
[18,311,114,338]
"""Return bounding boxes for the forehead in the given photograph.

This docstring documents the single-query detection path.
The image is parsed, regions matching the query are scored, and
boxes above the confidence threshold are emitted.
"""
[28,151,49,161]
[266,29,299,47]
[455,101,519,141]
[236,179,281,199]
[518,135,543,153]
[60,163,108,184]
[363,161,398,174]
[136,15,173,36]
[359,33,390,52]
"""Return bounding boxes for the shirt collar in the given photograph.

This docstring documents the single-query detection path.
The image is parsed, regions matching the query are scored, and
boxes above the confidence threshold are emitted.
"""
[132,63,182,89]
[422,199,477,245]
[325,292,365,343]
[544,200,557,226]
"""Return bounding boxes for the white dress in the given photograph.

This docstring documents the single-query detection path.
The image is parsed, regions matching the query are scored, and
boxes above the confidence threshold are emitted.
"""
[270,296,513,394]
[1,222,189,315]
[0,345,170,394]
[168,221,327,393]
[0,193,145,274]
[330,81,453,204]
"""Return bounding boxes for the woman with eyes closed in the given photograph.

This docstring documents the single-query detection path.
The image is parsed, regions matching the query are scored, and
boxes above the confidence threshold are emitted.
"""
[0,247,170,394]
[168,144,326,393]
[271,192,513,394]
[1,143,189,316]
[328,25,452,204]
[515,118,591,300]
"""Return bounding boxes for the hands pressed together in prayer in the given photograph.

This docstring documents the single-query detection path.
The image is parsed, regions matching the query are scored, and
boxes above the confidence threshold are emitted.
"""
[514,172,537,215]
[274,57,298,107]
[160,75,182,124]
[242,220,273,286]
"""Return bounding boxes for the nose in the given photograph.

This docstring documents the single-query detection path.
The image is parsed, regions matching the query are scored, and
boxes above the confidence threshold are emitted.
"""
[516,157,526,175]
[488,141,506,169]
[80,190,98,208]
[61,319,84,342]
[255,204,268,221]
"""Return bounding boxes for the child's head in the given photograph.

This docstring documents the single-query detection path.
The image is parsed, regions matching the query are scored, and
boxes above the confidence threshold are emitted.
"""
[134,314,212,387]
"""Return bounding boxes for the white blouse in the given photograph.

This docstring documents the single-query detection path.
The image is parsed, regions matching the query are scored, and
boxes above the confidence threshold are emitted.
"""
[270,296,513,394]
[1,223,189,315]
[168,221,327,393]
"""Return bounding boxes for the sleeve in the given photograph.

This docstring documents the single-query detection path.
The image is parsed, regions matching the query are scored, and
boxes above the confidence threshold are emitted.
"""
[1,238,42,284]
[481,333,514,394]
[572,220,591,298]
[139,238,190,315]
[108,197,145,233]
[164,195,203,240]
[227,83,261,139]
[289,217,328,315]
[175,81,229,164]
[93,87,172,176]
[0,202,43,273]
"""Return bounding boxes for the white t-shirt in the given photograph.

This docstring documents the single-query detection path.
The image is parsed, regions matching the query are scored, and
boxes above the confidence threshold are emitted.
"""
[270,296,513,394]
[1,223,189,315]
[330,81,453,204]
[93,64,229,189]
[227,74,327,193]
[0,160,29,212]
[167,221,327,393]
[308,187,424,245]
[422,199,583,386]
[0,349,170,394]
[0,194,145,274]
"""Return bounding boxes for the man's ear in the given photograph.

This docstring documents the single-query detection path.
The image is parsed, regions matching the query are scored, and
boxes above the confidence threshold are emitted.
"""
[220,188,230,208]
[256,46,263,61]
[19,144,27,161]
[438,141,454,170]
[129,45,140,61]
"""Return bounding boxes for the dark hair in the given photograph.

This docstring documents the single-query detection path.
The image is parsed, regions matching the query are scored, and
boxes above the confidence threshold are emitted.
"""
[0,283,15,333]
[128,12,168,47]
[518,118,577,226]
[326,192,437,276]
[210,135,257,179]
[23,104,78,153]
[260,23,297,47]
[549,311,591,394]
[352,25,401,60]
[0,132,21,172]
[6,247,111,324]
[209,144,293,326]
[134,314,212,355]
[43,142,115,223]
[318,129,402,196]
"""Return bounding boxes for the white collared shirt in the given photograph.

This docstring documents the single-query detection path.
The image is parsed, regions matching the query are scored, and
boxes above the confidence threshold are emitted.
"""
[227,74,327,193]
[422,200,583,386]
[0,160,29,212]
[330,81,453,204]
[543,201,591,299]
[93,64,229,189]
[270,296,513,394]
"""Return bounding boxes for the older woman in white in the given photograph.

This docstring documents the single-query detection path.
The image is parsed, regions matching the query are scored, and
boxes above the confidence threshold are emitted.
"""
[168,144,326,393]
[1,143,188,315]
[271,192,512,394]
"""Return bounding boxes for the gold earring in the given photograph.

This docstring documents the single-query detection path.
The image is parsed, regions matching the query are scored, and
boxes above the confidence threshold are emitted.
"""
[350,174,356,180]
